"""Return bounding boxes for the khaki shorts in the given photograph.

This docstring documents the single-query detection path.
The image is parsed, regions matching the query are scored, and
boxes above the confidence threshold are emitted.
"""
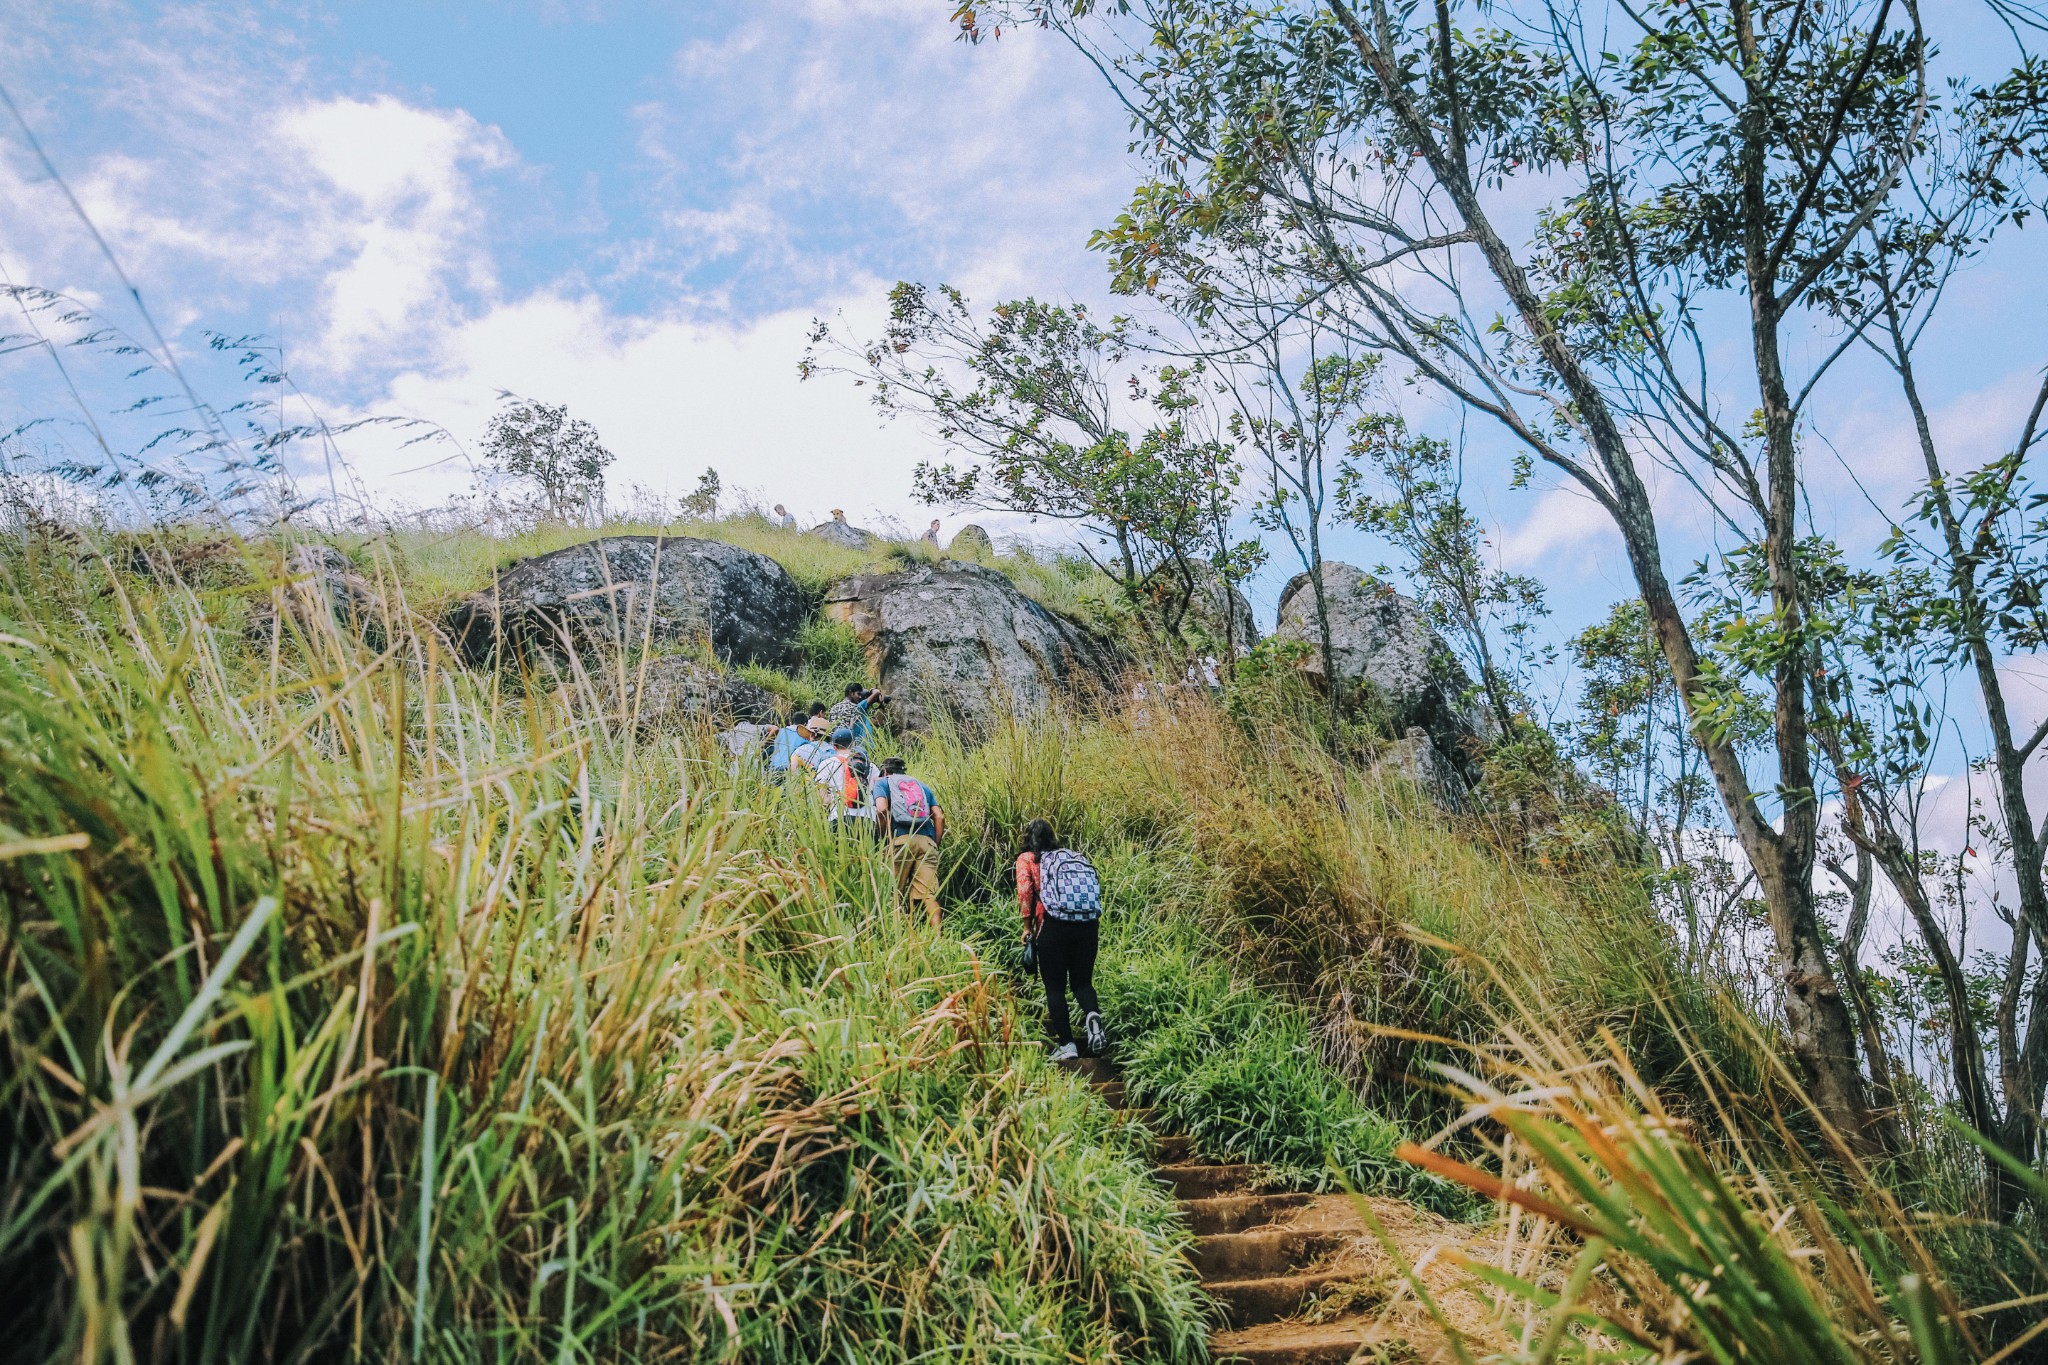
[890,833,941,923]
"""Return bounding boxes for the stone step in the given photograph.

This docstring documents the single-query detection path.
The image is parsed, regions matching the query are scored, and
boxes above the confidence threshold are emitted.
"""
[1056,1055,1117,1083]
[1154,1132,1193,1162]
[1194,1229,1350,1280]
[1096,1079,1127,1108]
[1159,1161,1268,1200]
[1182,1192,1318,1236]
[1204,1270,1357,1329]
[1210,1316,1407,1365]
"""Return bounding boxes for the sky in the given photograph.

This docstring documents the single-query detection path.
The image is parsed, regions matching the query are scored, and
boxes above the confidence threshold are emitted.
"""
[0,2,1134,545]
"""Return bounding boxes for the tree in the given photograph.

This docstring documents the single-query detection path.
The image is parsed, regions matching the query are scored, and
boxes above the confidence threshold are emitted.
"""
[681,466,722,520]
[1232,341,1376,739]
[1800,60,2048,1199]
[1570,599,1759,970]
[1339,415,1549,736]
[480,398,612,524]
[1087,192,1370,731]
[1815,482,2048,1208]
[976,0,2048,1149]
[801,284,1256,649]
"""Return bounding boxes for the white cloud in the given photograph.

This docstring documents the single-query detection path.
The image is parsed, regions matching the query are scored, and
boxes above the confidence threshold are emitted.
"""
[321,286,974,536]
[1498,482,1622,581]
[276,96,512,370]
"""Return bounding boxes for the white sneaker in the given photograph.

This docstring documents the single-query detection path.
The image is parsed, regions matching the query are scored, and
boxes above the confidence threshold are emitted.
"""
[1050,1042,1080,1062]
[1083,1012,1108,1056]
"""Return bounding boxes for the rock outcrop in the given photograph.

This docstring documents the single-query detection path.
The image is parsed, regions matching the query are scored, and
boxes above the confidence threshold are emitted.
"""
[445,536,806,667]
[823,561,1115,735]
[593,656,780,731]
[809,519,879,550]
[946,524,993,558]
[247,544,387,647]
[1179,561,1259,658]
[1272,562,1485,759]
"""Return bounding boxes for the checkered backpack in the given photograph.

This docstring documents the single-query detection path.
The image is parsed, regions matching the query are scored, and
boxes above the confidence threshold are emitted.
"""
[1038,848,1102,921]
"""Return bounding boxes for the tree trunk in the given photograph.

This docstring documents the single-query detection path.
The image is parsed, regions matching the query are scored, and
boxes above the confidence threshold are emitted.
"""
[1733,25,1875,1148]
[1811,713,1911,1158]
[1303,518,1342,744]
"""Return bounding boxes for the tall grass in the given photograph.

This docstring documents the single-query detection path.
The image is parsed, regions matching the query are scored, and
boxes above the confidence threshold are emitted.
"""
[0,531,1206,1363]
[1379,963,2048,1362]
[10,520,2037,1362]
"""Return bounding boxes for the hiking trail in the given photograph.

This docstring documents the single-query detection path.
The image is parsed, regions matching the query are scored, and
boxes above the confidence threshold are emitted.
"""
[1060,1056,1459,1365]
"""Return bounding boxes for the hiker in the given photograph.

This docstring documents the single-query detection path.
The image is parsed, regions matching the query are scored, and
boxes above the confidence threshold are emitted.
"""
[828,682,886,741]
[773,503,796,529]
[717,721,772,773]
[874,756,945,927]
[920,518,941,546]
[789,711,834,776]
[1017,819,1106,1060]
[768,710,809,774]
[812,729,874,830]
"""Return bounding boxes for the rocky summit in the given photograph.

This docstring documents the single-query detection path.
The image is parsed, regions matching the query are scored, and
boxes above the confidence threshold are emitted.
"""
[443,535,807,668]
[945,524,993,557]
[823,559,1114,735]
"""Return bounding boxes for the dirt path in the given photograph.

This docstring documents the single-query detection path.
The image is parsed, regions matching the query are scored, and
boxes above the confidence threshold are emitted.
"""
[1064,1056,1488,1365]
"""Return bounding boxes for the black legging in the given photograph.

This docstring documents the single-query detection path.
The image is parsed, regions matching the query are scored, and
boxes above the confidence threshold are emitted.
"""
[1035,915,1100,1045]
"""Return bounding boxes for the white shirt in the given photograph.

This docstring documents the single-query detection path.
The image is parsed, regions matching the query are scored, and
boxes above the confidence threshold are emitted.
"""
[812,751,874,821]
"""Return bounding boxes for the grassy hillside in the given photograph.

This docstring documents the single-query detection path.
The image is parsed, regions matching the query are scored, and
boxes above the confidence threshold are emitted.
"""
[4,522,2040,1363]
[0,530,1201,1363]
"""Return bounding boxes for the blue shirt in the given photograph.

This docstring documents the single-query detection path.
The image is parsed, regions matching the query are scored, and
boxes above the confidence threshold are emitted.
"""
[769,725,806,773]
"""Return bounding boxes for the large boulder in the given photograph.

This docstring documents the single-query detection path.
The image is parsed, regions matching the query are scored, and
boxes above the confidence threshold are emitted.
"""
[445,535,806,667]
[809,519,879,550]
[823,561,1115,735]
[1272,562,1486,757]
[946,524,994,558]
[593,656,780,731]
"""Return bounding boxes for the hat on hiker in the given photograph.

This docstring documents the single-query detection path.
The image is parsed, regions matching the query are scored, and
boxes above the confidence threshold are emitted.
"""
[806,716,832,735]
[831,727,855,746]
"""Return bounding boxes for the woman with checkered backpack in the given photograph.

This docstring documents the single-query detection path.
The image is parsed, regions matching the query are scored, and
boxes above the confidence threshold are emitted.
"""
[1016,819,1107,1060]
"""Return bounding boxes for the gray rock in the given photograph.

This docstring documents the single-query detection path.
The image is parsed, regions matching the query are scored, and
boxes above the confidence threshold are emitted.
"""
[445,535,806,667]
[1179,561,1259,658]
[823,560,1115,735]
[1272,561,1485,759]
[946,524,994,558]
[1370,727,1468,810]
[595,656,781,730]
[809,519,879,550]
[247,544,386,647]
